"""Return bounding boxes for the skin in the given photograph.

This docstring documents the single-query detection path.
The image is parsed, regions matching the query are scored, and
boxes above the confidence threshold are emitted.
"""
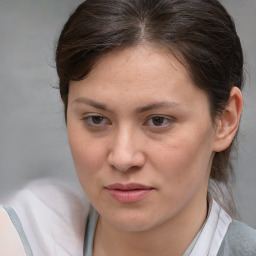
[67,45,243,256]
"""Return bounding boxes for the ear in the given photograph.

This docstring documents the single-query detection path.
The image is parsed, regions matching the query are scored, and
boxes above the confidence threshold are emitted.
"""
[213,87,243,152]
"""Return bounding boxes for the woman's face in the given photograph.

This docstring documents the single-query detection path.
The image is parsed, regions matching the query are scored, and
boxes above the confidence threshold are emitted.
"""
[67,45,218,232]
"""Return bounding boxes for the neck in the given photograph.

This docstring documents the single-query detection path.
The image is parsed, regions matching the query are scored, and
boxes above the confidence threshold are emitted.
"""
[93,194,208,256]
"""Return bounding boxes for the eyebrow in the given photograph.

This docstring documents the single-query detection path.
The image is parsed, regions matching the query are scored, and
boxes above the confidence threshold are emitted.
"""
[72,97,183,113]
[136,102,183,113]
[72,98,111,112]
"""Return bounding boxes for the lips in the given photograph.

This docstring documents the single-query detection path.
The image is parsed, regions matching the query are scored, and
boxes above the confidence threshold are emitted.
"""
[105,183,153,203]
[107,183,152,190]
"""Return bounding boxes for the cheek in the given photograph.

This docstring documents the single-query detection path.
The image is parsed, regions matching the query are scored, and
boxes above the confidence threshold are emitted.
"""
[68,135,108,202]
[151,127,214,187]
[67,125,107,182]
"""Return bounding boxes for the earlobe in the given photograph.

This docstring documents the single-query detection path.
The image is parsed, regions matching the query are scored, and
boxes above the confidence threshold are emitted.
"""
[213,87,243,152]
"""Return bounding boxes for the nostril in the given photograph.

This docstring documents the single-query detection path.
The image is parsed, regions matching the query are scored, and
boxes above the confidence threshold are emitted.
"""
[107,150,146,172]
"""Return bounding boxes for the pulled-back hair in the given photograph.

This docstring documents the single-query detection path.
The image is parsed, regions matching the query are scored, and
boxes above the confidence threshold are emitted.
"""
[56,0,244,214]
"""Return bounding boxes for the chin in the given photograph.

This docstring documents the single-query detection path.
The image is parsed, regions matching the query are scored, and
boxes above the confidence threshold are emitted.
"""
[109,218,155,232]
[101,207,165,233]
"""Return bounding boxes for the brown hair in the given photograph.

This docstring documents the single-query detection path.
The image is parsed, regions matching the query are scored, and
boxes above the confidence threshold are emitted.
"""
[56,0,244,214]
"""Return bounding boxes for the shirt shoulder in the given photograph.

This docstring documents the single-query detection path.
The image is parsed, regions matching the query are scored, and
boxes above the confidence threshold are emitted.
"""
[4,179,90,256]
[0,206,27,256]
[218,220,256,256]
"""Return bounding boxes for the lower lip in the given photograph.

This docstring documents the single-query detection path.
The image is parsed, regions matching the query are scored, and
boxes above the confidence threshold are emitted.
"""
[107,189,152,203]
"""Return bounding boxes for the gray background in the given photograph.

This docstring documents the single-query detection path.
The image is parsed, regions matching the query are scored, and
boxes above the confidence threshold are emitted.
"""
[0,0,255,228]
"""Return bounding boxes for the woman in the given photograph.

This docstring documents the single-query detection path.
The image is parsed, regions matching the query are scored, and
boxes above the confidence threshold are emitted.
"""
[1,0,255,255]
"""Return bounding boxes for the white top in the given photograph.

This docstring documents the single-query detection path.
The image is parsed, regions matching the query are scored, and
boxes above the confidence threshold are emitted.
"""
[1,179,89,256]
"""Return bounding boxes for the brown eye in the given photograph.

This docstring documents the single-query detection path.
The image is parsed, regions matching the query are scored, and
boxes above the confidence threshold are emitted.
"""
[82,114,110,127]
[91,115,104,124]
[152,116,165,126]
[144,115,174,128]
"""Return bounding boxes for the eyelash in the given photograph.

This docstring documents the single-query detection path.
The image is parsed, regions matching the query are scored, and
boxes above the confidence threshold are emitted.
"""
[81,114,111,128]
[81,114,174,129]
[144,115,174,128]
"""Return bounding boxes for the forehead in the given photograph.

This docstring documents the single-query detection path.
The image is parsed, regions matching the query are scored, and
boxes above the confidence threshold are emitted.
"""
[88,45,189,84]
[68,45,208,111]
[70,45,191,89]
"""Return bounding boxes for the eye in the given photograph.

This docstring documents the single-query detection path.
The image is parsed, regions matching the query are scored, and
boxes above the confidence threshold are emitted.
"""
[82,114,111,127]
[145,115,174,127]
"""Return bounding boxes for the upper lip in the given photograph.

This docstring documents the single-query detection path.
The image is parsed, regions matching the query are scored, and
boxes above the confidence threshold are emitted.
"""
[106,183,153,191]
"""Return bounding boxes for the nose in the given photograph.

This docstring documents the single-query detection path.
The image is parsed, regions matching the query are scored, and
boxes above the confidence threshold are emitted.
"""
[107,127,146,172]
